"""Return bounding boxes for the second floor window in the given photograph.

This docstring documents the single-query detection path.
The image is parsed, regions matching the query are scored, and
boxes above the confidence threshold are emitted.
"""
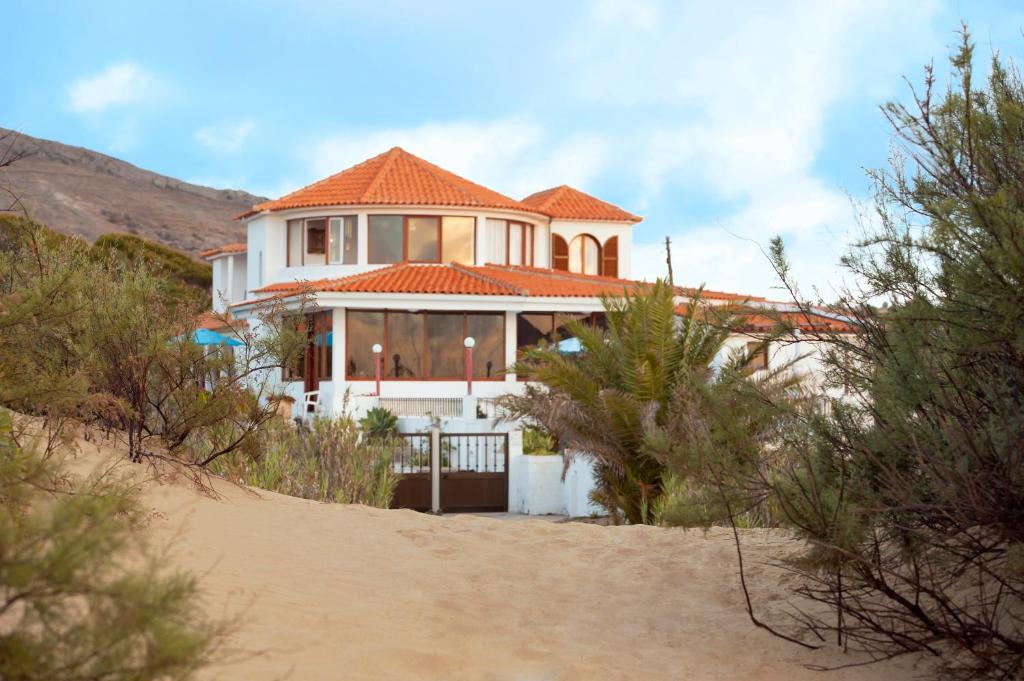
[486,219,534,266]
[287,216,357,266]
[368,215,476,265]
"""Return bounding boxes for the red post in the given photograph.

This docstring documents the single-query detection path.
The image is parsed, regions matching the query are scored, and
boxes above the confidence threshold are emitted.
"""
[373,343,382,397]
[463,336,475,396]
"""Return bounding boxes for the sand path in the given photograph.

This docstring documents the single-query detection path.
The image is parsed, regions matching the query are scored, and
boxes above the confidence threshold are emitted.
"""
[79,437,913,681]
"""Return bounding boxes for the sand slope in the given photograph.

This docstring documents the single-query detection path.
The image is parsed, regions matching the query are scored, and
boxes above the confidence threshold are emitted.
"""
[76,437,912,681]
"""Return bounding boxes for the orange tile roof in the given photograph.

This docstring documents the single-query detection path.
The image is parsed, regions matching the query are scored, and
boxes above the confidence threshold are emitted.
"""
[247,147,537,216]
[253,263,648,298]
[250,263,770,302]
[521,185,641,223]
[675,303,858,333]
[199,242,247,258]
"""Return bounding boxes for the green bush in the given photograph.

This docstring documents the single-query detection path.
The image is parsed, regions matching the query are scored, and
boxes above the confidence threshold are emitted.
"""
[210,416,398,507]
[0,410,225,681]
[522,426,558,455]
[359,406,398,440]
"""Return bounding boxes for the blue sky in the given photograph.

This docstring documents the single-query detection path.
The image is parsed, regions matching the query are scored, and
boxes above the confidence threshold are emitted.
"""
[4,0,1024,296]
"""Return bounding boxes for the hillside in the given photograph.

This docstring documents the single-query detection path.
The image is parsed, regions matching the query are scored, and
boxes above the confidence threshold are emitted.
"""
[0,127,264,254]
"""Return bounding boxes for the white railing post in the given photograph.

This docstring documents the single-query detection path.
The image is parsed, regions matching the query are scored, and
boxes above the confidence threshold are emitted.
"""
[430,425,441,514]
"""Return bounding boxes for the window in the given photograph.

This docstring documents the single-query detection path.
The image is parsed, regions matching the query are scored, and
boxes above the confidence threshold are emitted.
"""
[329,216,357,264]
[407,216,440,262]
[746,341,769,371]
[486,219,533,266]
[287,216,356,266]
[516,312,605,363]
[346,311,385,378]
[368,216,404,264]
[427,313,463,378]
[346,311,505,380]
[486,219,506,264]
[467,314,504,378]
[368,215,475,265]
[287,219,303,267]
[442,216,474,264]
[281,312,333,382]
[509,222,523,265]
[569,234,601,275]
[305,218,327,265]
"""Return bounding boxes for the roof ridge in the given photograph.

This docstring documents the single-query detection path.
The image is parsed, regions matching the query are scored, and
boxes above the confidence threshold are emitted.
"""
[360,147,402,201]
[451,263,525,295]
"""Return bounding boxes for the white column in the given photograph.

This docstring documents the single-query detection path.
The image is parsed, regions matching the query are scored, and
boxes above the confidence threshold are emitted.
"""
[475,213,489,265]
[331,307,346,415]
[357,212,369,264]
[225,254,235,303]
[430,426,441,514]
[504,310,517,382]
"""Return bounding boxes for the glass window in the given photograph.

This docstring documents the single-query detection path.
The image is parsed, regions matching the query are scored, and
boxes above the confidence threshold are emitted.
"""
[487,219,506,264]
[329,216,358,264]
[468,314,505,378]
[517,313,554,351]
[387,312,423,378]
[407,216,440,262]
[569,235,601,275]
[287,219,303,267]
[508,223,523,266]
[368,216,403,264]
[346,311,385,378]
[441,216,474,265]
[305,218,327,265]
[427,313,464,378]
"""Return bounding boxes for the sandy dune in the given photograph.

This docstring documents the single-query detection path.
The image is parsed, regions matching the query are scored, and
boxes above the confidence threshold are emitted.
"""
[75,436,913,681]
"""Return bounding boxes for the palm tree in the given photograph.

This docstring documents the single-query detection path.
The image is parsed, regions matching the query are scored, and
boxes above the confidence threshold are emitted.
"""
[507,279,749,524]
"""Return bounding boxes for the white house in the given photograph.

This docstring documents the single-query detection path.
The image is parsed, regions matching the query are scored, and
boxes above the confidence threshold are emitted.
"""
[200,147,853,515]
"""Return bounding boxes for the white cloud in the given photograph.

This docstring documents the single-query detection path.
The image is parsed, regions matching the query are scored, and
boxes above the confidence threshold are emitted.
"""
[307,119,609,199]
[68,62,155,113]
[195,120,256,154]
[564,0,941,297]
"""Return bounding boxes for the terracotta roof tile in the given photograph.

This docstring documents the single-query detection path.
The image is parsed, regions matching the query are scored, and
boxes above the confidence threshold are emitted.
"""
[675,303,858,333]
[252,263,647,298]
[249,147,536,215]
[199,243,247,258]
[251,263,774,302]
[521,185,641,223]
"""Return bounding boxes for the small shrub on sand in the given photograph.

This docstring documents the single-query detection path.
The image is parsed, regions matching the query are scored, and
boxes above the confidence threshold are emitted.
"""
[0,410,226,681]
[211,416,398,507]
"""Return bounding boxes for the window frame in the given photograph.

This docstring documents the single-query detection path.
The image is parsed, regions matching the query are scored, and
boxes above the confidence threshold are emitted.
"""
[286,215,358,267]
[503,221,534,267]
[345,309,506,381]
[514,311,605,380]
[368,214,478,265]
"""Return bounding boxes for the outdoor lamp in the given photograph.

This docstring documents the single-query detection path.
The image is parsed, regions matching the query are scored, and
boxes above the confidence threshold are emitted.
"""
[372,343,383,397]
[463,336,475,395]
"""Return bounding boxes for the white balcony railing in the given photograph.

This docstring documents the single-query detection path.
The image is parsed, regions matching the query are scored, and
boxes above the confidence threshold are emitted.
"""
[378,397,463,418]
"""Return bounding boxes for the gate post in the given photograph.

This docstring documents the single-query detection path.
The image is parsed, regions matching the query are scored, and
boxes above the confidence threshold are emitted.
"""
[430,426,441,514]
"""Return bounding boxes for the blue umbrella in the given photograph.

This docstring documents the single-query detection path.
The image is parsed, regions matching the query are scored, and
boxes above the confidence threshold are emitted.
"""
[192,328,243,347]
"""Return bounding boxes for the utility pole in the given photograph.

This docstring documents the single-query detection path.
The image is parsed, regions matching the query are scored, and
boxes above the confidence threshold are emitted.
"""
[664,236,674,286]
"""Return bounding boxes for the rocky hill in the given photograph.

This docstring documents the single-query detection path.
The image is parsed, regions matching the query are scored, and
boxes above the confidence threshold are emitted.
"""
[0,127,264,255]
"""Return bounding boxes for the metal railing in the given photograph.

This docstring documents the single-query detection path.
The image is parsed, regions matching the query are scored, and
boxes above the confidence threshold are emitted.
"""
[391,433,432,474]
[379,397,463,418]
[440,433,508,473]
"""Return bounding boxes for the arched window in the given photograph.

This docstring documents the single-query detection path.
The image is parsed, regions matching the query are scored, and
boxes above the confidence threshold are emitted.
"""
[568,234,601,275]
[602,236,618,278]
[552,234,569,271]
